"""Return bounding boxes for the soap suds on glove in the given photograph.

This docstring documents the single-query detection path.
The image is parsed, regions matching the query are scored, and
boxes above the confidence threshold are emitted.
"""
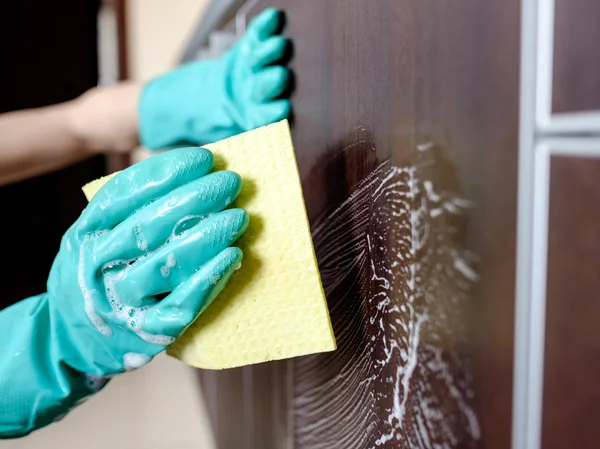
[78,231,112,337]
[123,352,151,371]
[82,120,336,370]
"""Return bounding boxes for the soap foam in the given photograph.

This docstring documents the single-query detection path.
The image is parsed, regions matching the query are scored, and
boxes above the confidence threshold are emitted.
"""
[160,252,177,279]
[78,233,112,337]
[133,221,149,252]
[294,141,479,448]
[123,352,151,371]
[166,252,177,268]
[135,330,175,346]
[87,215,211,348]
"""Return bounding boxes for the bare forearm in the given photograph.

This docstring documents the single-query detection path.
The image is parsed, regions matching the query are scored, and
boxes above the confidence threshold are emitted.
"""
[0,82,142,186]
[0,103,87,186]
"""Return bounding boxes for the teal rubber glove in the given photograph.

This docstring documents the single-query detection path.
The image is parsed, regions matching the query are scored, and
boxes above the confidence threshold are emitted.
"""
[139,8,292,150]
[0,148,248,438]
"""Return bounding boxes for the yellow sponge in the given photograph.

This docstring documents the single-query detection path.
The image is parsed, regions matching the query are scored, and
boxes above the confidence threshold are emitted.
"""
[82,120,336,369]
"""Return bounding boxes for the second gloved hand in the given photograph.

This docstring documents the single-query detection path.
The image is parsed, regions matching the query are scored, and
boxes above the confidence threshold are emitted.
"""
[139,8,292,150]
[0,147,248,437]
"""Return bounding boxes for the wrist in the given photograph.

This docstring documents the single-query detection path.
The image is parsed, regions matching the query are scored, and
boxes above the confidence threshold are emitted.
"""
[66,92,95,156]
[70,83,142,155]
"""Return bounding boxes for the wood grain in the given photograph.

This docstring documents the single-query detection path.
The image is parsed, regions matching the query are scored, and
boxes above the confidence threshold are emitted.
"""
[552,0,600,113]
[200,0,521,447]
[542,155,600,449]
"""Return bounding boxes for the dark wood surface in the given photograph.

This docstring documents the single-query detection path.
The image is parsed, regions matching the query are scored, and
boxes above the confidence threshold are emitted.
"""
[552,0,600,113]
[542,155,600,449]
[201,1,521,447]
[106,0,131,173]
[199,362,292,448]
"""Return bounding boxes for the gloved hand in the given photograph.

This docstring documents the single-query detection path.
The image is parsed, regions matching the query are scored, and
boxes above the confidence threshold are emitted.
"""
[139,8,292,150]
[0,148,248,438]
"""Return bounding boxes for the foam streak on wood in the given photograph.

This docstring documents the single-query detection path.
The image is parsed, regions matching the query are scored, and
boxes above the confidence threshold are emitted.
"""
[293,144,479,448]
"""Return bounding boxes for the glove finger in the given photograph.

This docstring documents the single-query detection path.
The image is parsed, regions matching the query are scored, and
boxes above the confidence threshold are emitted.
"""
[81,147,214,232]
[250,100,292,128]
[250,36,290,69]
[251,66,290,102]
[95,171,242,262]
[247,8,284,42]
[142,247,243,338]
[116,209,248,307]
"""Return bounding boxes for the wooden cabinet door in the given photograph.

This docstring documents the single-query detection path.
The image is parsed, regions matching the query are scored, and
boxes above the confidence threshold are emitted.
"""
[519,0,600,448]
[199,1,521,448]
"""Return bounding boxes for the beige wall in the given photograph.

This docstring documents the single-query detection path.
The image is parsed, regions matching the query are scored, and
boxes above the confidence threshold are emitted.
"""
[127,0,211,163]
[127,0,208,80]
[6,356,216,449]
[0,2,215,448]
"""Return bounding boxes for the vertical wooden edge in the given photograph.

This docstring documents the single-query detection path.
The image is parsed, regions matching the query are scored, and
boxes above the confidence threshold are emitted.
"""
[286,358,295,449]
[114,0,128,81]
[199,370,221,439]
[106,154,131,174]
[107,0,131,172]
[242,365,255,448]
